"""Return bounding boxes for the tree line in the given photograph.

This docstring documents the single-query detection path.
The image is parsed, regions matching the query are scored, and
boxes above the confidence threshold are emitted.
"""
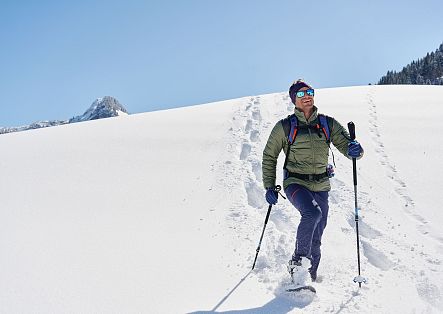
[378,43,443,85]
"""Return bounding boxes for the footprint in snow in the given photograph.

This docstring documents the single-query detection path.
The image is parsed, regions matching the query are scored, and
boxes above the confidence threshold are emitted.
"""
[347,215,382,240]
[252,109,261,121]
[250,130,260,142]
[361,239,395,271]
[251,159,262,181]
[240,143,252,160]
[245,119,252,133]
[416,277,443,310]
[244,180,266,209]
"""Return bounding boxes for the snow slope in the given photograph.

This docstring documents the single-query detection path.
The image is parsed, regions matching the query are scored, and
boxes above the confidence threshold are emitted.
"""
[1,85,443,313]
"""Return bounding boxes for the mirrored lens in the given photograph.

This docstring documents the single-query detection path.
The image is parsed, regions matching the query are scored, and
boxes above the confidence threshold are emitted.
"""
[296,89,314,98]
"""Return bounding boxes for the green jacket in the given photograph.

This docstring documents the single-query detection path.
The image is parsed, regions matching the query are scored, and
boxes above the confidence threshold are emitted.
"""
[262,106,353,192]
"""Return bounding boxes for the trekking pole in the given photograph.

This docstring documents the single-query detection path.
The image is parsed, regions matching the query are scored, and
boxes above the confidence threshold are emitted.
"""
[252,185,282,270]
[347,122,367,287]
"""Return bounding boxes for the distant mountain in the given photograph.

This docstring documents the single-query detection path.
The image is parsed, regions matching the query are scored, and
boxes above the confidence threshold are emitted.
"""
[0,96,128,134]
[378,42,443,85]
[69,96,128,123]
[0,120,69,134]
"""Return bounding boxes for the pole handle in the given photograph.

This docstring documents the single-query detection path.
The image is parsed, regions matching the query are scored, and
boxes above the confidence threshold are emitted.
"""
[348,122,356,140]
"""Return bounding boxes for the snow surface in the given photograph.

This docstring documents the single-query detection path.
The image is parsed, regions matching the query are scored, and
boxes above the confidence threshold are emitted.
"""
[1,85,443,313]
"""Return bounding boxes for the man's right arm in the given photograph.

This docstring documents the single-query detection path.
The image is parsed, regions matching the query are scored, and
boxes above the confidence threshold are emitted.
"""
[262,121,286,189]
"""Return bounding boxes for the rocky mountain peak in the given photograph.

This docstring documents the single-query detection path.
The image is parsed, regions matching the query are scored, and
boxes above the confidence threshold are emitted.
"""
[69,96,128,123]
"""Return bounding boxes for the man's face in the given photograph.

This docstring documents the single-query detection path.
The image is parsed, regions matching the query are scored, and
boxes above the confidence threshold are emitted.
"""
[295,87,314,111]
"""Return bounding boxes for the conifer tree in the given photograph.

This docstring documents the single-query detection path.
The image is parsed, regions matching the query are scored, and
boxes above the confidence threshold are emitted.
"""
[378,42,443,85]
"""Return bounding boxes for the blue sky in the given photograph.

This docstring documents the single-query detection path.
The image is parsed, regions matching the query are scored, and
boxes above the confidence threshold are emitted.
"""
[1,0,442,127]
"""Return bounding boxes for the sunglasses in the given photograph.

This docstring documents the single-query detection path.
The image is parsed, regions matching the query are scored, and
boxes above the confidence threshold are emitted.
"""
[296,89,315,98]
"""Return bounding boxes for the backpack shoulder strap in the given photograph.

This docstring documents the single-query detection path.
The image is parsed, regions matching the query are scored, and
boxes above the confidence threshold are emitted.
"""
[281,114,298,177]
[318,114,331,143]
[318,113,337,166]
[280,114,298,144]
[281,115,291,139]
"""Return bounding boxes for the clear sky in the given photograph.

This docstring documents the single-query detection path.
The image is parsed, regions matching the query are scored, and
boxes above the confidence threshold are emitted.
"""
[1,0,442,127]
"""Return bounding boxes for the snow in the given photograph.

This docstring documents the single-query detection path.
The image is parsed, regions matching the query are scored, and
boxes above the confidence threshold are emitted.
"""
[1,85,443,313]
[116,110,128,116]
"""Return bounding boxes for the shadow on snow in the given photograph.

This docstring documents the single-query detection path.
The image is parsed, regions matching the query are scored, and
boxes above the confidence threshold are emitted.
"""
[189,270,314,314]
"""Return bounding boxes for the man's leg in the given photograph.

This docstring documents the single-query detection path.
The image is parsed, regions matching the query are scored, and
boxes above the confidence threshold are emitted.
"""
[285,184,323,259]
[309,191,329,280]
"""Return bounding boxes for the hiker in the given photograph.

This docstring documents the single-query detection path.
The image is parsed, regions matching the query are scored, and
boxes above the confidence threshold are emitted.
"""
[262,79,364,283]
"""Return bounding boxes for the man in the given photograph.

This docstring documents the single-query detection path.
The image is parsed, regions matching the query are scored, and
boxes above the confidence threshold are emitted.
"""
[262,79,363,284]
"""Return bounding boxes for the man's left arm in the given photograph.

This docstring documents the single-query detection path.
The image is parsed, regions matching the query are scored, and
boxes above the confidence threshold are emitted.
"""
[329,118,364,160]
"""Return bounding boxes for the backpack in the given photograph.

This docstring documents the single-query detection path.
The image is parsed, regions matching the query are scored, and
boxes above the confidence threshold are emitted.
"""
[280,113,335,178]
[281,113,331,145]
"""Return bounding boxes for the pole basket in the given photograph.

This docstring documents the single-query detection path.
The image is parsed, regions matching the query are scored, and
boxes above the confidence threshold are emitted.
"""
[353,275,367,285]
